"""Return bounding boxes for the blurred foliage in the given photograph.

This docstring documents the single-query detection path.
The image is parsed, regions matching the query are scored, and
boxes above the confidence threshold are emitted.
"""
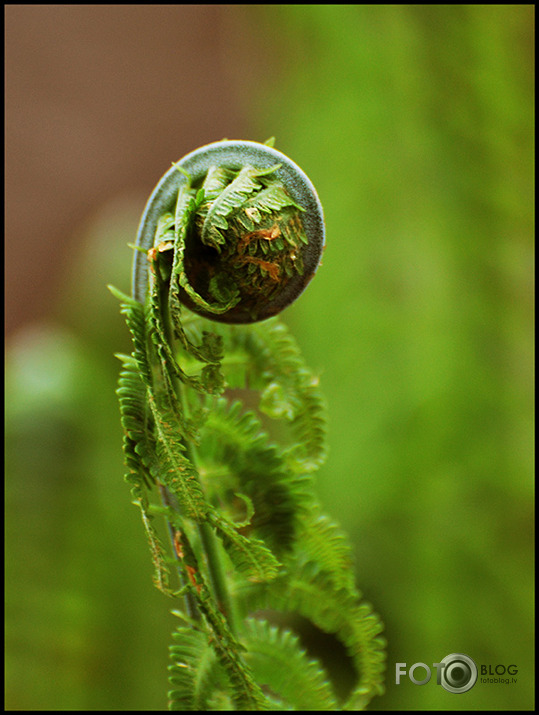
[5,5,533,711]
[250,5,533,711]
[5,197,174,710]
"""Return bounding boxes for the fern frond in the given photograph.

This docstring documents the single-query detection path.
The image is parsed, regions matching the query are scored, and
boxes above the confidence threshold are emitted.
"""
[201,165,280,248]
[242,618,338,711]
[182,317,328,475]
[235,509,386,710]
[210,515,280,584]
[198,397,312,554]
[149,250,222,395]
[197,166,235,206]
[190,597,271,711]
[114,353,170,592]
[133,482,172,594]
[168,626,231,711]
[169,183,207,358]
[238,563,386,710]
[148,397,209,523]
[109,286,152,386]
[294,509,357,592]
[168,530,271,711]
[240,182,305,217]
[149,395,280,583]
[115,353,155,488]
[253,320,327,473]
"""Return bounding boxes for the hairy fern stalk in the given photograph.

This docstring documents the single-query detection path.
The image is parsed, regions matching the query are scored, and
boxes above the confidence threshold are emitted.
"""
[111,140,385,710]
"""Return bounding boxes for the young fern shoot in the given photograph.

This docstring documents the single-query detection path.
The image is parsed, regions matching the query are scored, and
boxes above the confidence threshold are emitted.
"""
[111,139,386,710]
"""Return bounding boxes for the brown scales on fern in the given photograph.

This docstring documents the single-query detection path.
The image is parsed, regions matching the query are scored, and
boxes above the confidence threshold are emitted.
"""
[236,255,281,282]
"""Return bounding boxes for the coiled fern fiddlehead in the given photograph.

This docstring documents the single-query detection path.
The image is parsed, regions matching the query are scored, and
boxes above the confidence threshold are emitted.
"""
[111,139,386,710]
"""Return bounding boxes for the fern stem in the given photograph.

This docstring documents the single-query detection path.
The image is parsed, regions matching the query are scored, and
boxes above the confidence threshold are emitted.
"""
[158,279,238,634]
[148,273,204,620]
[198,520,239,634]
[158,483,200,621]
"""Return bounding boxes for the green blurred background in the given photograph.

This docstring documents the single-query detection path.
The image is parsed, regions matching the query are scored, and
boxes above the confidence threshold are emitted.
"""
[5,5,534,710]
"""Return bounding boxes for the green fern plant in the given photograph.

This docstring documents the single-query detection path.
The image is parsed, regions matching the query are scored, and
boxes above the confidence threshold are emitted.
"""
[110,139,386,710]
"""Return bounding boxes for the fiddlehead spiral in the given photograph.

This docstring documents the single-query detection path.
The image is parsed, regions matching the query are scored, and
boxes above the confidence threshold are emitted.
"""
[133,139,325,322]
[112,139,385,710]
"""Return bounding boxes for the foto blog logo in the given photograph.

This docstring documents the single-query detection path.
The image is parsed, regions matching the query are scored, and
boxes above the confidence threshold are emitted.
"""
[395,653,478,694]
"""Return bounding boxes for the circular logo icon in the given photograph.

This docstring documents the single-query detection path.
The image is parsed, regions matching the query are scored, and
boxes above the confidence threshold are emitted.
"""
[439,653,478,693]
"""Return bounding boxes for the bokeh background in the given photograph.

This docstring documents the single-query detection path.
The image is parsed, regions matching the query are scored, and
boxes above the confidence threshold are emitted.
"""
[5,5,534,711]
